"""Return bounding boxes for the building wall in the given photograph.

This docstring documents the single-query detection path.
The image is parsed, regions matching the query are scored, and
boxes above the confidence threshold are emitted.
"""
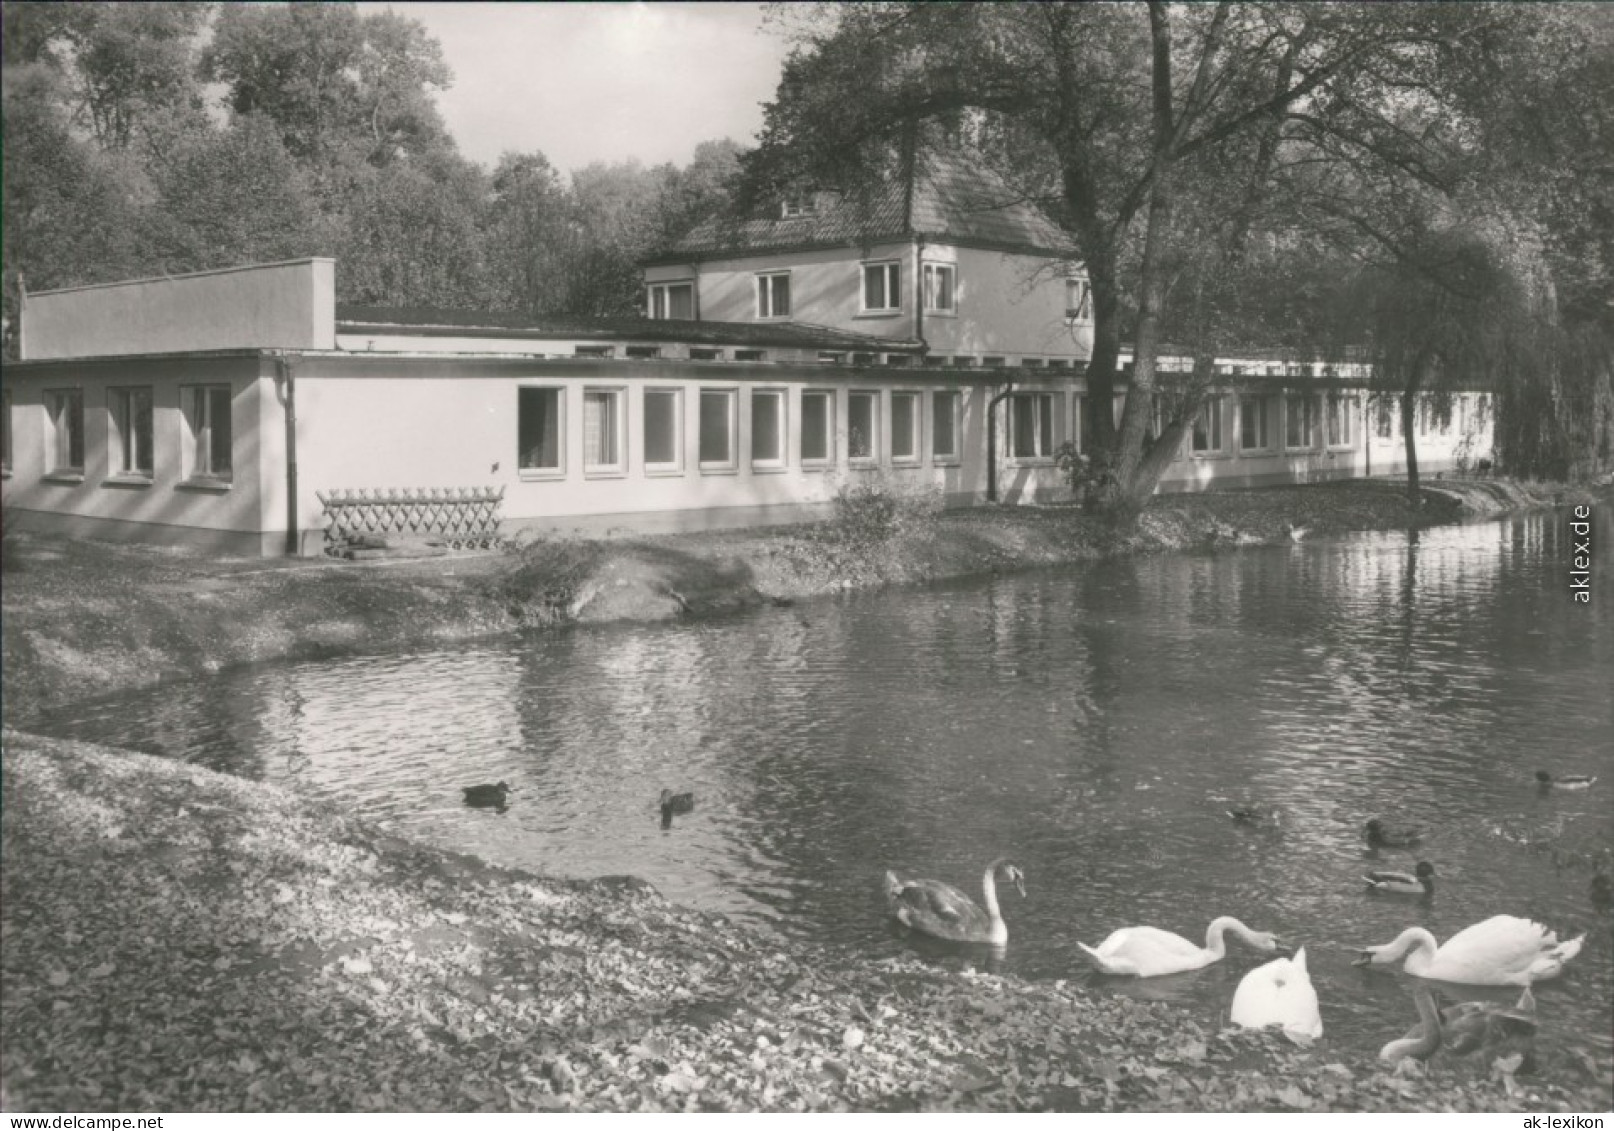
[645,243,1091,363]
[22,259,336,361]
[1,354,279,554]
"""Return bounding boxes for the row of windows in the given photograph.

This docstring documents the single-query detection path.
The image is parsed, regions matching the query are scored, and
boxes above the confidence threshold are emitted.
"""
[1180,393,1359,457]
[0,385,232,483]
[647,266,1094,323]
[515,386,967,476]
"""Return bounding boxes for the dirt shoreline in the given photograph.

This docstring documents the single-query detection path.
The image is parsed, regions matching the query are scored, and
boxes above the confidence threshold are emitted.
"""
[4,478,1610,1112]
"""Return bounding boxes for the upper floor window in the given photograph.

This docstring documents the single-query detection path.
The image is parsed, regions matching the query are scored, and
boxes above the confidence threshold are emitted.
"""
[781,190,816,219]
[757,272,791,319]
[46,388,84,475]
[647,281,694,320]
[111,386,154,478]
[1066,277,1092,320]
[923,262,956,313]
[182,384,232,481]
[862,261,901,313]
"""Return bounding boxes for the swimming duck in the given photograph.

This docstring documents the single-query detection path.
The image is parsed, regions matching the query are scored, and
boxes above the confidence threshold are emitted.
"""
[1353,914,1583,985]
[1227,805,1282,828]
[461,782,510,808]
[1286,523,1311,544]
[884,858,1025,945]
[1535,770,1597,791]
[1364,818,1424,848]
[1077,916,1283,978]
[1230,947,1323,1043]
[1365,860,1436,897]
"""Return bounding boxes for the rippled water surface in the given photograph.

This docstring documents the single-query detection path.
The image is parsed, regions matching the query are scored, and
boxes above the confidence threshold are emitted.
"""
[26,506,1614,1075]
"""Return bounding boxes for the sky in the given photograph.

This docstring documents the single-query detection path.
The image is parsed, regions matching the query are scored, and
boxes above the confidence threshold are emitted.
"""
[362,2,794,174]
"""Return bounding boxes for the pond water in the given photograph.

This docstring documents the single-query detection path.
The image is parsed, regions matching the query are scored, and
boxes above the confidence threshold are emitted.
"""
[22,505,1614,1077]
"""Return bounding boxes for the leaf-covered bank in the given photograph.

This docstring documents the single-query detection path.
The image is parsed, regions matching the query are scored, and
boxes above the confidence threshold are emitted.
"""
[1,479,1573,721]
[4,732,1607,1113]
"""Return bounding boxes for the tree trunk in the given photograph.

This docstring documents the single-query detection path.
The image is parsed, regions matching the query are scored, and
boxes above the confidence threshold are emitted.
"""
[1400,370,1424,508]
[1082,246,1122,459]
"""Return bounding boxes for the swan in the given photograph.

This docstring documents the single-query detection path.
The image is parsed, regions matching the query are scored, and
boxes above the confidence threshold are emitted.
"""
[1380,984,1538,1063]
[1536,770,1597,790]
[1077,916,1282,977]
[1365,861,1435,897]
[1353,915,1584,985]
[884,858,1025,945]
[1364,818,1423,848]
[1286,523,1311,544]
[1230,947,1323,1042]
[462,782,510,808]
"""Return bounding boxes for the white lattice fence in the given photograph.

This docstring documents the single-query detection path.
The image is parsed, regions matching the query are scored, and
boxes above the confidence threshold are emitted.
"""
[317,487,504,554]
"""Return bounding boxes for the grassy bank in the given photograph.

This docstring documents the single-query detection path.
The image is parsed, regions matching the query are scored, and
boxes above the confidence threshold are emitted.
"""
[0,479,1568,720]
[6,732,1606,1113]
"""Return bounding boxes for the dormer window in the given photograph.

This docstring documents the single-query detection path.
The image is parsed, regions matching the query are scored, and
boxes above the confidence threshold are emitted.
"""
[648,281,694,320]
[781,190,816,219]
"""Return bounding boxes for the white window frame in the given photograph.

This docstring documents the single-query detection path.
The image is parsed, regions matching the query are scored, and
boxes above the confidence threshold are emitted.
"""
[647,280,695,320]
[110,385,154,480]
[582,386,626,477]
[1327,393,1357,448]
[642,387,683,475]
[931,390,961,464]
[800,389,835,469]
[756,272,791,320]
[1239,395,1275,453]
[1284,392,1317,451]
[861,260,901,314]
[751,388,787,470]
[847,390,880,466]
[181,384,232,483]
[890,391,921,465]
[517,385,565,478]
[1009,392,1057,461]
[1066,276,1092,320]
[46,387,84,476]
[698,387,739,472]
[1190,397,1224,456]
[922,261,956,314]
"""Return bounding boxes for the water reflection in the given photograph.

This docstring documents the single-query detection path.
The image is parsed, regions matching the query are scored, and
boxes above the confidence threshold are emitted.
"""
[20,505,1614,1077]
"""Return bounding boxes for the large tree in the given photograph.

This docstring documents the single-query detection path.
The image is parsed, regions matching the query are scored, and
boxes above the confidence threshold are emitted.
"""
[746,2,1545,518]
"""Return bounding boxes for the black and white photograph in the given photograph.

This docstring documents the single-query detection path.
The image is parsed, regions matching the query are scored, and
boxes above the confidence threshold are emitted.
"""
[2,0,1611,1117]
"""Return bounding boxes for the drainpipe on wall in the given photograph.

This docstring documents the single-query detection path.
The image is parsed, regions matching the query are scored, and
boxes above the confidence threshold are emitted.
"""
[987,378,1015,503]
[273,352,300,556]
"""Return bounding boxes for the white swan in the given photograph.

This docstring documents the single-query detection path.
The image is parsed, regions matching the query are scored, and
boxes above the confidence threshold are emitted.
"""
[1354,915,1583,985]
[1230,947,1323,1042]
[1077,916,1281,977]
[884,857,1025,945]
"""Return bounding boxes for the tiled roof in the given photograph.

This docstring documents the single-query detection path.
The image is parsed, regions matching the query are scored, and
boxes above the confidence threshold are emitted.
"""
[335,306,923,352]
[653,150,1079,261]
